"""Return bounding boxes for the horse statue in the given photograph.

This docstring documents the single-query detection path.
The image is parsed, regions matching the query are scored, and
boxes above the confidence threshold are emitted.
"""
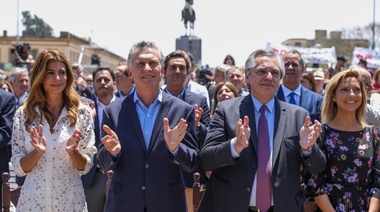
[181,0,196,36]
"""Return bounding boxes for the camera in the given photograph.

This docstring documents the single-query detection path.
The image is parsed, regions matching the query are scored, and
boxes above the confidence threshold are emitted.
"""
[11,44,24,55]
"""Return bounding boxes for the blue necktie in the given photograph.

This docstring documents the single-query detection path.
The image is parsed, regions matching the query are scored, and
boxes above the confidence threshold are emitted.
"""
[289,92,296,105]
[257,105,271,211]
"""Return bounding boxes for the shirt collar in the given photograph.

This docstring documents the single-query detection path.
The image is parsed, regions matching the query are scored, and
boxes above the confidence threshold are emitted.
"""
[97,95,117,107]
[250,95,275,114]
[164,87,185,99]
[281,84,302,97]
[133,89,163,105]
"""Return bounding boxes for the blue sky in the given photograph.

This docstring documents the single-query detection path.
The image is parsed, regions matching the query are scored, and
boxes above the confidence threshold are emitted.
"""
[1,0,379,67]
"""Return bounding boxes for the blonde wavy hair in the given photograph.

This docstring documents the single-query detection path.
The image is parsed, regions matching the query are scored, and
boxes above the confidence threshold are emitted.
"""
[321,67,367,127]
[24,49,79,130]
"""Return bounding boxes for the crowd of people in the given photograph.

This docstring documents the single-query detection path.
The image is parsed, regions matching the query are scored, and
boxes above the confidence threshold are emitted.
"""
[1,41,380,212]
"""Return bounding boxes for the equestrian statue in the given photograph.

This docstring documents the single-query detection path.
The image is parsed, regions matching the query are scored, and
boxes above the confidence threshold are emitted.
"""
[181,0,196,36]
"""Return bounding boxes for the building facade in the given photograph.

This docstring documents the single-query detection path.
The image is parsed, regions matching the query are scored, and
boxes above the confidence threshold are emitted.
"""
[0,30,125,73]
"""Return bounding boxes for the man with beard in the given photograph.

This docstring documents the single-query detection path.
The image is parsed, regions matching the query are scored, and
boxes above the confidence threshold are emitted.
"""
[276,50,323,122]
[81,66,116,212]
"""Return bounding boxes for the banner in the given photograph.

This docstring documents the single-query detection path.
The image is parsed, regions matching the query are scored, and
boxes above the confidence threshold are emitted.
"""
[351,47,380,69]
[266,43,337,64]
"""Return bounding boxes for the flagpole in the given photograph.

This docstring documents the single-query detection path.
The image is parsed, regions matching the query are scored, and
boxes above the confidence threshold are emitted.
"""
[372,0,376,49]
[16,0,20,45]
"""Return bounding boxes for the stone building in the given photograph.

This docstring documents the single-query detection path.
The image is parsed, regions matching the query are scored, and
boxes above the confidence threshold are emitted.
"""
[282,29,369,64]
[0,30,125,74]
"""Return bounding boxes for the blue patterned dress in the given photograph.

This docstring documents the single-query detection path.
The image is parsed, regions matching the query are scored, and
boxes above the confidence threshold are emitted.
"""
[307,124,380,212]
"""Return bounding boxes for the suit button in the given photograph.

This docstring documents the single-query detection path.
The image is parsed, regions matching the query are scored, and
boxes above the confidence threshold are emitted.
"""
[247,187,251,192]
[145,164,149,168]
[142,186,146,190]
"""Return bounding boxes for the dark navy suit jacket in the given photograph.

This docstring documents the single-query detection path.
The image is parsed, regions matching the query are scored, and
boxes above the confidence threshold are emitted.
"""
[81,99,101,188]
[276,86,323,122]
[164,88,210,187]
[0,90,17,200]
[97,91,199,212]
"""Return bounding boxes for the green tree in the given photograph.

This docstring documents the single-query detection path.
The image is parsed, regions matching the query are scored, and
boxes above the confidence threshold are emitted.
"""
[341,22,380,50]
[21,11,54,37]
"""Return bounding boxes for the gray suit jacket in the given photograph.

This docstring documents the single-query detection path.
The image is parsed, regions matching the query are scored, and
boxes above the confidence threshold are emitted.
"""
[199,96,326,212]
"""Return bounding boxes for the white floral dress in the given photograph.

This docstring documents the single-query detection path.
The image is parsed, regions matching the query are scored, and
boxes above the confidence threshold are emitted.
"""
[11,104,97,212]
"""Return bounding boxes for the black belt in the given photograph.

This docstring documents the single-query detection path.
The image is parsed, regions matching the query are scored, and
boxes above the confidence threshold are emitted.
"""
[96,167,106,174]
[248,206,274,212]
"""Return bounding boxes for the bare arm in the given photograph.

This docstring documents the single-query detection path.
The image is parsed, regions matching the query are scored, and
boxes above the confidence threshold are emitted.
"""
[314,194,335,212]
[369,197,380,212]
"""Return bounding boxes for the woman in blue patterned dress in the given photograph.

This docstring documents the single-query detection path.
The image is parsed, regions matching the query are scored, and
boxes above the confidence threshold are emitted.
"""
[309,67,380,211]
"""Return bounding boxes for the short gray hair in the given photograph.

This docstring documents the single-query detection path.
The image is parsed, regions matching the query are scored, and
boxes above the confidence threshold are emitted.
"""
[127,41,164,66]
[8,67,28,82]
[245,49,285,79]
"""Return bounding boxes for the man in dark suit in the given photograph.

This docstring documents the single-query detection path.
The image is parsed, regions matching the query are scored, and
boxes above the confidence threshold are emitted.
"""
[97,41,199,212]
[81,67,117,212]
[114,63,135,98]
[162,50,210,211]
[276,50,323,122]
[9,67,29,186]
[199,49,326,212]
[0,89,17,202]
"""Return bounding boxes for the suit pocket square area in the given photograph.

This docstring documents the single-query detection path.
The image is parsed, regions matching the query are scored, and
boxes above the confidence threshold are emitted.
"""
[109,181,123,193]
[170,181,185,193]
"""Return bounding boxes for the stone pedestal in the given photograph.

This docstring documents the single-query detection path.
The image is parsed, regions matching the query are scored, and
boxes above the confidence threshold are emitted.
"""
[175,35,202,65]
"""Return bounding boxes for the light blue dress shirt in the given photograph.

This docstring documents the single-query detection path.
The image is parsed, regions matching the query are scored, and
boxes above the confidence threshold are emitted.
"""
[134,89,162,148]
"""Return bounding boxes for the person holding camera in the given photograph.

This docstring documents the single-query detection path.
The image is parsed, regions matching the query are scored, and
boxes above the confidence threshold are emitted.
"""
[12,43,35,71]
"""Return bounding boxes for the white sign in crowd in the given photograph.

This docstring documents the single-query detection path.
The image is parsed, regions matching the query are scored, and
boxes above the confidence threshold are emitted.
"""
[267,43,380,69]
[351,47,380,69]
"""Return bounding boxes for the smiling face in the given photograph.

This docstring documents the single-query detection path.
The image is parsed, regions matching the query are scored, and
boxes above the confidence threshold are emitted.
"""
[11,70,29,98]
[130,48,163,91]
[333,77,362,113]
[42,61,67,97]
[216,84,236,102]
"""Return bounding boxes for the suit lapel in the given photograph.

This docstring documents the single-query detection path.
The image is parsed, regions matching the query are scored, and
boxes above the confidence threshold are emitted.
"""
[125,95,147,153]
[182,89,192,104]
[272,99,287,167]
[239,96,258,153]
[94,100,101,146]
[276,85,285,101]
[147,93,171,154]
[299,87,308,109]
